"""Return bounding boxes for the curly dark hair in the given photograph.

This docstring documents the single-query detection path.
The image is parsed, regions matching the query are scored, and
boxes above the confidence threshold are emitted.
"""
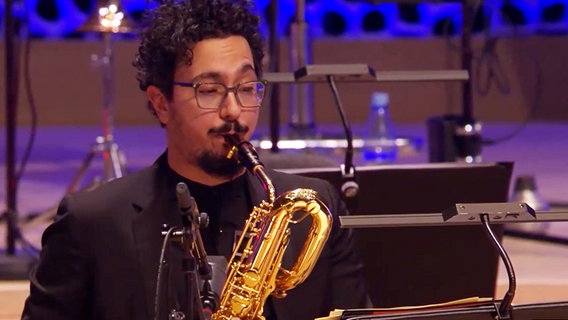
[133,0,265,101]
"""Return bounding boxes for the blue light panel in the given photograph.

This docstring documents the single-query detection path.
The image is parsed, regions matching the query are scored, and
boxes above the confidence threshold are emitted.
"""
[0,0,566,39]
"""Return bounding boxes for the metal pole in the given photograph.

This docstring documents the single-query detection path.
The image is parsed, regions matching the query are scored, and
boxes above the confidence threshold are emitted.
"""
[4,0,19,256]
[455,0,483,163]
[268,0,280,153]
[1,0,36,281]
[461,0,474,122]
[100,32,122,180]
[288,0,315,136]
[101,32,115,143]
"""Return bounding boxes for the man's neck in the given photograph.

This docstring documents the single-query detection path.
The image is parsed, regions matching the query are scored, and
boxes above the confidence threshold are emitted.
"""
[168,159,246,186]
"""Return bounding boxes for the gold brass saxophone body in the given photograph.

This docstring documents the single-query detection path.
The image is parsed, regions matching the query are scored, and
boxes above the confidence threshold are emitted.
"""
[211,135,333,320]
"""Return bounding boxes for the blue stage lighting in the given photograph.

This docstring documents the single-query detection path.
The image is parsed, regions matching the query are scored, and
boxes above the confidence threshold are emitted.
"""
[7,0,568,39]
[357,1,398,38]
[26,0,88,37]
[537,0,568,33]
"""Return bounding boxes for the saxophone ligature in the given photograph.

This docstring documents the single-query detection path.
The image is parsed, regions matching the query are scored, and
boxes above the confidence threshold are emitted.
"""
[211,135,333,320]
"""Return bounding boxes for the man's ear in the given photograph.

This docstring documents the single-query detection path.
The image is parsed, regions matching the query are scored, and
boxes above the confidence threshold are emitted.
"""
[147,85,169,125]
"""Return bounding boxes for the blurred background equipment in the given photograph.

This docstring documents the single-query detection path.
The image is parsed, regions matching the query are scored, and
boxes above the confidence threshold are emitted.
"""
[361,91,398,163]
[0,0,38,280]
[506,175,553,238]
[511,175,551,213]
[65,0,133,194]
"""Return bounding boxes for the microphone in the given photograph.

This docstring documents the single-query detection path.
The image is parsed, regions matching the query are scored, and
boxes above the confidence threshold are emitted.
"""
[326,75,359,198]
[176,182,209,228]
[175,182,212,277]
[176,182,197,227]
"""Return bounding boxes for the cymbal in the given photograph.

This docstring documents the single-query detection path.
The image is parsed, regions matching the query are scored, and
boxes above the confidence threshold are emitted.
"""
[78,0,136,34]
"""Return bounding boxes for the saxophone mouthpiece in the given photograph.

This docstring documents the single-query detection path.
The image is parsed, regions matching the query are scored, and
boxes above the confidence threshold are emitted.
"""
[223,134,240,148]
[224,135,263,171]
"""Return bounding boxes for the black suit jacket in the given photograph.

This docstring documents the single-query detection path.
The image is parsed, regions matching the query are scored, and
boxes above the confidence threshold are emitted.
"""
[22,154,368,320]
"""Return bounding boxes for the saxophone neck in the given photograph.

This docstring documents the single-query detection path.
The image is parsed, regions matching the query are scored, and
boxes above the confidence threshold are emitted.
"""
[225,135,276,203]
[255,167,276,204]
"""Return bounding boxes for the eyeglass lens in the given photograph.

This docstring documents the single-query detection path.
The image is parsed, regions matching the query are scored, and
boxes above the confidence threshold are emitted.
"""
[196,81,265,109]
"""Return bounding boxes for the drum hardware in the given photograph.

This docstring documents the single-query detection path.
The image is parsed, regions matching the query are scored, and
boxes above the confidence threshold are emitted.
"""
[66,0,134,194]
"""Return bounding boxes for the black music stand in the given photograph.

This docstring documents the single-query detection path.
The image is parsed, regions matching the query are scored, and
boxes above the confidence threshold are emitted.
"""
[282,162,513,308]
[337,301,568,320]
[259,64,468,153]
[337,204,568,320]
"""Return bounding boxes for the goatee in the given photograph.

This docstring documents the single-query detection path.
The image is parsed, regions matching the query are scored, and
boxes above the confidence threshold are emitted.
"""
[198,120,249,178]
[197,149,243,179]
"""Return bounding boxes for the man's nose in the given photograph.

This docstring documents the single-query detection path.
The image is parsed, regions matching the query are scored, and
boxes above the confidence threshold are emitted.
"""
[219,91,241,121]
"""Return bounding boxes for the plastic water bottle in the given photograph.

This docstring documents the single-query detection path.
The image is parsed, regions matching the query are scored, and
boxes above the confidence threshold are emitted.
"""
[362,92,398,163]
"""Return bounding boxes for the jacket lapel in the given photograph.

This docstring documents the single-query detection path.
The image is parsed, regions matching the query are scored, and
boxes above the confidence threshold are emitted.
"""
[130,162,279,319]
[131,157,180,320]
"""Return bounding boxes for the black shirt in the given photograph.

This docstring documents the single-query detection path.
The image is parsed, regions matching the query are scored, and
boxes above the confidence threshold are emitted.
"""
[182,173,251,259]
[165,165,277,319]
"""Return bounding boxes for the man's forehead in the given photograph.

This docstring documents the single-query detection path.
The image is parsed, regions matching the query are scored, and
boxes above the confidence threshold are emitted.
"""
[191,64,256,81]
[178,36,255,79]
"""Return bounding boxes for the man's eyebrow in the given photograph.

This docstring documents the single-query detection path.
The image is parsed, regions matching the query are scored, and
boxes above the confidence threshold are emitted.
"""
[192,72,223,82]
[239,63,255,75]
[191,63,256,83]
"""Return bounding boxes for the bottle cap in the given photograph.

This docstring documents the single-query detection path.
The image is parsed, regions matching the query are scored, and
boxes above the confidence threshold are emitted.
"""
[370,92,389,108]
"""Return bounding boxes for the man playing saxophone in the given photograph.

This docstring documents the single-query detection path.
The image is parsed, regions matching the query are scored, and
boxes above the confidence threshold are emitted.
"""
[22,0,369,319]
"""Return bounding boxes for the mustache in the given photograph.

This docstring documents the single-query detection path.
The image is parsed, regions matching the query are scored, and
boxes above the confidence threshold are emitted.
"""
[208,121,249,135]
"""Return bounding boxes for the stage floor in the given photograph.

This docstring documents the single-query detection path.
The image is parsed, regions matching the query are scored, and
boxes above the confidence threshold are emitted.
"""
[1,122,568,318]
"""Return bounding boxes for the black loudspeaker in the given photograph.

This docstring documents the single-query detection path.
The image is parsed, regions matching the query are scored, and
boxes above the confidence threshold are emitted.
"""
[427,114,482,163]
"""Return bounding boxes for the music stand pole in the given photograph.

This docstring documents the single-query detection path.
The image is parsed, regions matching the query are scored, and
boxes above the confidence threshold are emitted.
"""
[267,0,280,153]
[288,0,315,136]
[1,0,36,280]
[455,0,483,162]
[461,0,474,123]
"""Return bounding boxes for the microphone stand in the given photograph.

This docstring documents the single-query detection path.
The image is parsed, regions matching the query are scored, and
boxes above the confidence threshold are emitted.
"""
[171,182,219,320]
[1,0,37,280]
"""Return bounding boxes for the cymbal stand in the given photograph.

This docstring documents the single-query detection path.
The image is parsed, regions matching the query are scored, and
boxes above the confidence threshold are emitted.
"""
[66,31,126,194]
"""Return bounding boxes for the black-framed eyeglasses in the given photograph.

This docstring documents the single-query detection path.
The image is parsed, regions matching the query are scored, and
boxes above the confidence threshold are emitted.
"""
[172,80,268,110]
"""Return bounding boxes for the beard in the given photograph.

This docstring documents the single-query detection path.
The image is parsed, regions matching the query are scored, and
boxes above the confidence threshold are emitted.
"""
[197,148,244,179]
[196,120,249,178]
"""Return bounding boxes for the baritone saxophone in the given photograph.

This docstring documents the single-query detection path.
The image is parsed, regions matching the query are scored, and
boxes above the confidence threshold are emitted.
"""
[211,135,333,320]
